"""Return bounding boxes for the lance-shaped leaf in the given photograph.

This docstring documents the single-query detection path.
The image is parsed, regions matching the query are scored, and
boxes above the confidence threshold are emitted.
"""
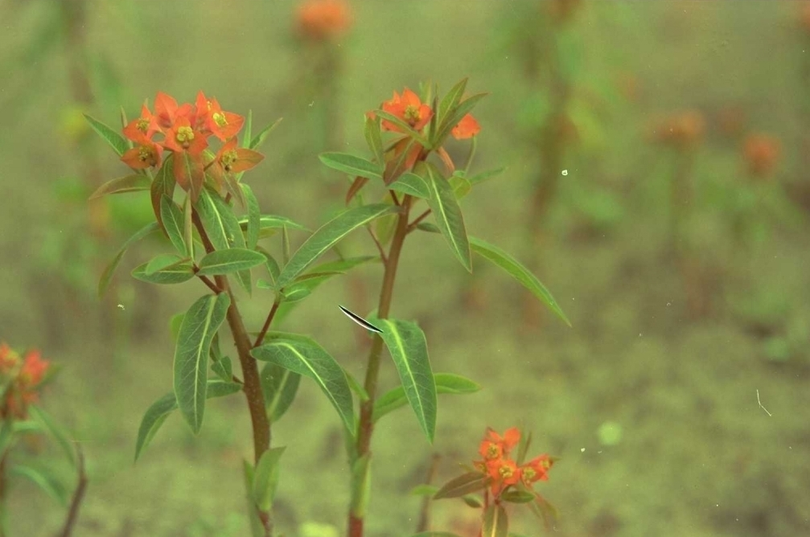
[260,363,301,421]
[150,154,176,230]
[242,184,261,250]
[249,117,282,150]
[373,317,437,442]
[276,204,398,289]
[196,189,240,250]
[434,471,487,500]
[424,163,472,272]
[251,336,355,434]
[173,293,231,433]
[482,504,509,537]
[89,174,150,200]
[373,373,480,422]
[435,93,487,146]
[160,195,187,255]
[98,221,159,297]
[176,151,204,202]
[11,465,68,506]
[252,446,285,511]
[197,248,265,276]
[212,355,233,382]
[373,109,430,147]
[238,214,309,237]
[469,236,570,326]
[134,380,241,461]
[501,490,535,504]
[437,78,468,125]
[319,152,383,181]
[132,259,195,284]
[389,172,430,199]
[29,406,76,467]
[84,113,128,156]
[364,115,384,166]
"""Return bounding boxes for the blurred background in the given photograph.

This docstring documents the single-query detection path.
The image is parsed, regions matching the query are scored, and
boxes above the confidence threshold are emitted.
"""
[1,0,809,536]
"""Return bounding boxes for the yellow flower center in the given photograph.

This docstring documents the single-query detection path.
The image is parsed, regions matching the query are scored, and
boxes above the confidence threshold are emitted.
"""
[137,118,150,133]
[138,146,156,166]
[404,105,421,125]
[176,126,195,148]
[221,149,238,171]
[485,444,499,460]
[213,112,228,128]
[499,465,514,479]
[523,467,536,481]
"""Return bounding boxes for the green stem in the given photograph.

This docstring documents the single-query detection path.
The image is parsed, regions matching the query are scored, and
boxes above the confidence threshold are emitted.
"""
[348,195,413,537]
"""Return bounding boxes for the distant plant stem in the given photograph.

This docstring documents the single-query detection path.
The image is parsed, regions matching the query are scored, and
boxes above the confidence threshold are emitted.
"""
[348,196,413,537]
[192,210,272,536]
[59,445,87,537]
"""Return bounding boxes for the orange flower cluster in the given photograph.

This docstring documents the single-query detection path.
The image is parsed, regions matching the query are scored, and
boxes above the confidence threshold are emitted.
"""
[0,342,50,419]
[652,110,705,149]
[475,427,553,497]
[743,134,781,178]
[121,92,263,198]
[296,0,352,41]
[376,88,481,140]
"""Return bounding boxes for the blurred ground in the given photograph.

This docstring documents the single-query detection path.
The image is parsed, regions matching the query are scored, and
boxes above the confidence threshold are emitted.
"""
[1,1,809,536]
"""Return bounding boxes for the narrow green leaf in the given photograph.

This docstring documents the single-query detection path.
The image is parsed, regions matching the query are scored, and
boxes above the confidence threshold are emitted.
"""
[151,154,176,230]
[132,260,194,284]
[89,174,149,200]
[374,373,480,422]
[12,465,68,506]
[212,355,233,382]
[197,248,265,276]
[160,195,187,255]
[145,253,184,274]
[196,189,236,251]
[345,369,369,402]
[501,490,535,504]
[98,222,159,297]
[373,109,430,147]
[319,152,382,181]
[276,204,398,289]
[134,380,241,461]
[389,172,430,199]
[434,472,487,500]
[183,195,195,259]
[309,255,377,274]
[350,453,372,518]
[242,183,261,251]
[438,78,468,124]
[252,446,285,511]
[483,505,509,537]
[251,337,355,434]
[249,118,283,150]
[260,363,301,421]
[364,115,384,166]
[449,175,471,200]
[435,93,487,146]
[28,406,76,467]
[469,237,570,326]
[173,293,231,433]
[424,163,472,272]
[242,110,253,149]
[410,484,439,496]
[83,113,128,156]
[467,166,507,185]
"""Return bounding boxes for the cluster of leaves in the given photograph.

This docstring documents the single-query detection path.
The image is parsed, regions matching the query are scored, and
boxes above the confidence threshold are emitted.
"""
[0,343,83,526]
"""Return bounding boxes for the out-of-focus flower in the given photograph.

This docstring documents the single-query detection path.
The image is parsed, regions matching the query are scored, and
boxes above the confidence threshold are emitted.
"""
[297,0,352,41]
[652,110,705,149]
[521,455,554,485]
[743,134,780,178]
[452,114,481,140]
[1,345,51,420]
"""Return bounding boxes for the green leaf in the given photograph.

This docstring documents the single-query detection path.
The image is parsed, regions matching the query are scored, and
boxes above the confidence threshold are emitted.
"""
[467,166,506,185]
[83,113,128,156]
[132,259,195,285]
[345,369,369,402]
[160,195,187,255]
[374,373,480,422]
[144,253,184,274]
[242,110,253,149]
[410,484,439,497]
[371,318,436,442]
[11,465,68,506]
[309,255,377,274]
[197,248,266,276]
[28,406,76,467]
[364,115,384,166]
[173,293,231,433]
[134,380,241,461]
[482,504,509,537]
[501,490,535,504]
[469,237,570,326]
[211,355,233,382]
[242,184,261,251]
[350,453,371,518]
[249,118,283,150]
[252,446,285,511]
[449,175,471,200]
[424,163,472,272]
[260,363,301,421]
[89,174,150,200]
[151,154,176,231]
[251,336,355,434]
[434,472,487,500]
[276,204,398,289]
[389,172,430,199]
[438,78,468,124]
[372,110,430,147]
[98,222,159,297]
[183,195,195,259]
[196,189,239,251]
[435,93,487,146]
[319,152,382,181]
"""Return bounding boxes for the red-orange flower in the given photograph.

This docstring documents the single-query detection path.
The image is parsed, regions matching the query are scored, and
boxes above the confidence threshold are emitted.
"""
[121,132,163,169]
[451,114,481,140]
[0,343,18,373]
[19,350,48,386]
[209,138,264,186]
[297,0,352,41]
[195,92,245,141]
[123,104,160,141]
[163,117,208,155]
[485,457,522,496]
[521,455,553,486]
[743,134,780,178]
[479,427,521,461]
[1,346,50,420]
[154,92,194,130]
[379,88,433,133]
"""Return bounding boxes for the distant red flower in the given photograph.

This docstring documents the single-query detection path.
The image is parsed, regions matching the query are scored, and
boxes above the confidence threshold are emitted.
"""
[1,345,51,420]
[743,134,780,178]
[121,132,163,169]
[297,0,352,41]
[19,350,48,386]
[379,88,433,133]
[451,114,481,140]
[0,343,19,373]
